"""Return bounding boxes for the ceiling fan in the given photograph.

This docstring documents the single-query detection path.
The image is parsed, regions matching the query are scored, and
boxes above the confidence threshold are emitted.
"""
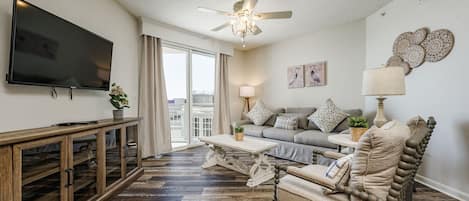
[197,0,293,47]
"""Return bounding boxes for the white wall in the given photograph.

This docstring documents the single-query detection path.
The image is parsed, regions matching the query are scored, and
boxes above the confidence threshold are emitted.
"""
[366,0,469,199]
[228,50,247,121]
[0,0,140,132]
[242,20,366,111]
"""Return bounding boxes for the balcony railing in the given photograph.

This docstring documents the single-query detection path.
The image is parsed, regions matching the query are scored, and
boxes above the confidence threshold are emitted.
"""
[168,102,213,145]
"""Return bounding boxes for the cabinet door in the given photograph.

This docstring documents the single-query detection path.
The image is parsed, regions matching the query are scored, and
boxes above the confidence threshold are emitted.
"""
[69,130,100,201]
[103,127,123,189]
[13,136,68,201]
[124,123,140,175]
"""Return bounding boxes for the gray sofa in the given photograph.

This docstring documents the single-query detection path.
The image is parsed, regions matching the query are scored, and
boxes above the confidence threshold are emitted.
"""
[236,107,362,164]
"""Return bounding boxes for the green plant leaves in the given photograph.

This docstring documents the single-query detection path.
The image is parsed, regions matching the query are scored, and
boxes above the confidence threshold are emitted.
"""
[348,116,368,128]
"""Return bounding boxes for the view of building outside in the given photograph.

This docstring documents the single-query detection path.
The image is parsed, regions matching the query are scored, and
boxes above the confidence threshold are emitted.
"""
[163,47,215,148]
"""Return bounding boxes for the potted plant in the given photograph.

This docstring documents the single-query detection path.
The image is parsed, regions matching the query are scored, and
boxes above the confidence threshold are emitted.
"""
[348,116,369,142]
[109,83,129,120]
[234,126,244,141]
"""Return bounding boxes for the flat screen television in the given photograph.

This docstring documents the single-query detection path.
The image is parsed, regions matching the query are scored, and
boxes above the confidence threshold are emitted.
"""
[7,0,113,91]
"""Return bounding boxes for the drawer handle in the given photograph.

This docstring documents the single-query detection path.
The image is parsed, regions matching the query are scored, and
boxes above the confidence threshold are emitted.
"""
[65,168,73,187]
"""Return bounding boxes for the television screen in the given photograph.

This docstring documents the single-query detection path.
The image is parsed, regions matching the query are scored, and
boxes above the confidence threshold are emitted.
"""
[8,0,113,91]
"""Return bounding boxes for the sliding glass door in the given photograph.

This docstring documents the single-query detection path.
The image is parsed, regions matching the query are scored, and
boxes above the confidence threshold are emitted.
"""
[162,43,216,149]
[191,52,216,143]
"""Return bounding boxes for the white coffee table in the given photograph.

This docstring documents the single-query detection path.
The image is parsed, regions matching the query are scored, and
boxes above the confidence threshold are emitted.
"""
[199,134,278,187]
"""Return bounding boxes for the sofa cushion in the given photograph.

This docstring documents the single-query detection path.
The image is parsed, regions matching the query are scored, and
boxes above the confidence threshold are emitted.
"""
[240,124,269,138]
[246,101,274,126]
[285,107,317,114]
[274,116,298,130]
[264,108,286,127]
[294,130,337,149]
[263,128,304,142]
[279,113,309,129]
[333,109,363,132]
[350,120,411,201]
[308,99,349,133]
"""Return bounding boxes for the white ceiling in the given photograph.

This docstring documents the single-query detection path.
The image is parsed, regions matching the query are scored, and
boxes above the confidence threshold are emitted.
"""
[117,0,391,50]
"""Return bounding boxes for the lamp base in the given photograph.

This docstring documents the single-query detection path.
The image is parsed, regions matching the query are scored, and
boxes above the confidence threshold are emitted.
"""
[374,97,388,128]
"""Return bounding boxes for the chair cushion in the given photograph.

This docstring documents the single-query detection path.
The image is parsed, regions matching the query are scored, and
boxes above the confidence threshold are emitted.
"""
[240,124,269,138]
[350,120,411,200]
[294,130,337,149]
[246,101,274,126]
[308,99,349,133]
[279,113,309,129]
[333,109,363,132]
[278,165,349,201]
[263,128,303,142]
[274,116,298,130]
[264,108,286,126]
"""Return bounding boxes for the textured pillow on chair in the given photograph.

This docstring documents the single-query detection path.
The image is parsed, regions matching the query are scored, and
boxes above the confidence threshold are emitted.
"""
[308,99,349,133]
[350,120,411,200]
[274,116,298,130]
[246,101,274,126]
[323,154,353,193]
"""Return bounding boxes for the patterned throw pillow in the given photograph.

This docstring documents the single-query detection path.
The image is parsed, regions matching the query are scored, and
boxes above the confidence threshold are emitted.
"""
[308,99,349,133]
[246,101,274,126]
[274,116,298,130]
[323,154,354,194]
[279,113,309,129]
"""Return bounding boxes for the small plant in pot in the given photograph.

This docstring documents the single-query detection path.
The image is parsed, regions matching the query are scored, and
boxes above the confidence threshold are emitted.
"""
[109,83,129,120]
[348,116,369,142]
[234,126,244,141]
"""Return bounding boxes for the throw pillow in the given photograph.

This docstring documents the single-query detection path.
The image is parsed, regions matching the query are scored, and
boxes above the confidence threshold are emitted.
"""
[308,99,349,133]
[274,116,298,130]
[323,154,354,194]
[350,120,411,201]
[279,113,309,129]
[264,108,286,126]
[246,101,274,126]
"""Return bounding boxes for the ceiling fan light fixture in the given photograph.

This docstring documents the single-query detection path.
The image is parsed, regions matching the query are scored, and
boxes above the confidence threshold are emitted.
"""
[199,0,292,48]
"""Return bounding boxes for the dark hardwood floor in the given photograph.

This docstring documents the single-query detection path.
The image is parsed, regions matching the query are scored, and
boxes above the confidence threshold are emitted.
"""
[113,146,458,201]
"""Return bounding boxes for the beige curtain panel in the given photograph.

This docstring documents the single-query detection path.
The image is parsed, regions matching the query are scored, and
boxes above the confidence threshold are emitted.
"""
[212,53,232,134]
[139,35,172,158]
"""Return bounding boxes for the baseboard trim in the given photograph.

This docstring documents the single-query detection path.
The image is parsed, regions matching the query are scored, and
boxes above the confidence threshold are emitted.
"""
[415,174,468,201]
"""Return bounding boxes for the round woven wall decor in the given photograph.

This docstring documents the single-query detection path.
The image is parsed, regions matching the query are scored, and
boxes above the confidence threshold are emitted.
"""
[421,29,455,62]
[402,45,426,68]
[386,55,411,75]
[393,32,413,57]
[411,28,429,45]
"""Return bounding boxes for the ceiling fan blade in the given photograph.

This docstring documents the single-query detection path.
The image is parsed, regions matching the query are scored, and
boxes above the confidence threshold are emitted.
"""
[242,0,258,11]
[197,7,232,16]
[211,22,231,32]
[251,25,262,35]
[234,0,258,12]
[254,11,293,20]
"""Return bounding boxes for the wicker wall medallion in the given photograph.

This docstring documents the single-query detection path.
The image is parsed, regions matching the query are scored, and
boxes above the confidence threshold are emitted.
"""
[386,55,411,75]
[411,28,429,45]
[421,29,455,62]
[402,45,425,68]
[393,32,413,57]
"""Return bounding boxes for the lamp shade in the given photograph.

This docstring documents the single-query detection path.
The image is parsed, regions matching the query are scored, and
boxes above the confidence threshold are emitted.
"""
[362,67,406,96]
[240,86,255,97]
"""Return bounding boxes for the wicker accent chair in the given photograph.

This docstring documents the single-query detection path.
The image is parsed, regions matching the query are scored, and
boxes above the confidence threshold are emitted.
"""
[274,117,436,201]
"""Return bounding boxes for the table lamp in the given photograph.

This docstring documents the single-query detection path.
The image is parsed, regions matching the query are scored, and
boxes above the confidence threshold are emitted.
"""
[240,86,255,112]
[362,67,405,127]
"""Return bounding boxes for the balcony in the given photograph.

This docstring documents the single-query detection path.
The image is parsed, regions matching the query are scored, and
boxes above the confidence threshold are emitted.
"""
[168,96,214,148]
